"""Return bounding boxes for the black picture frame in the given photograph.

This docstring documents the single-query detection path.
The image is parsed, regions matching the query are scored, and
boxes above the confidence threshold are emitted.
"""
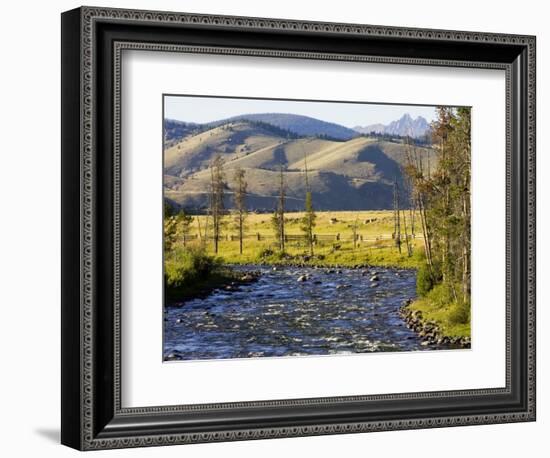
[61,6,536,450]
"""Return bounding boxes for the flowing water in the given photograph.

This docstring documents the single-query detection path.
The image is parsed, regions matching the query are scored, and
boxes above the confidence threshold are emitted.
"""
[163,265,451,361]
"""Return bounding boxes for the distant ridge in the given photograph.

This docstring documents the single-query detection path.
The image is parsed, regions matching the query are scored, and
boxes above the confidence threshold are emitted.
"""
[213,113,359,141]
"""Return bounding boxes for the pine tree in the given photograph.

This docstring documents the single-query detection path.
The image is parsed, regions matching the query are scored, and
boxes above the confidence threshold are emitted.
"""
[163,210,193,251]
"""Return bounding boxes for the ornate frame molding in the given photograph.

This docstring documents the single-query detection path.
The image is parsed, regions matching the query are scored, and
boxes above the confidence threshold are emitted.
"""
[61,6,536,450]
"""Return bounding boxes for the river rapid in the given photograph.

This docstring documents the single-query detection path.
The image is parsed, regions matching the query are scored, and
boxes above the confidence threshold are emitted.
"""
[164,265,452,361]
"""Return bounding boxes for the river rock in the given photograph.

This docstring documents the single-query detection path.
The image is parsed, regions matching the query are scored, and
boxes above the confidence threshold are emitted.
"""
[164,353,181,361]
[336,284,351,289]
[370,275,380,282]
[297,275,308,282]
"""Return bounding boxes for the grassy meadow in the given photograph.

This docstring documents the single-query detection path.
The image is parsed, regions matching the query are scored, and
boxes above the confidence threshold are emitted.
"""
[180,210,425,269]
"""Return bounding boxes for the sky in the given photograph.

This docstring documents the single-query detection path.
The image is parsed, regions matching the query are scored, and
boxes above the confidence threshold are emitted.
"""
[164,95,438,128]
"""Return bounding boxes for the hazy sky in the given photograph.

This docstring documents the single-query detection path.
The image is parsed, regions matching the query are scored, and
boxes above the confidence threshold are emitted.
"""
[164,95,438,127]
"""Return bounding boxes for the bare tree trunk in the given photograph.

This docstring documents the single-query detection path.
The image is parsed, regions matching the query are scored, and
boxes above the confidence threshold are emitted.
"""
[209,156,225,254]
[417,195,434,278]
[462,193,471,302]
[233,167,247,255]
[239,217,243,255]
[393,180,402,254]
[402,208,412,257]
[197,215,203,242]
[278,165,286,252]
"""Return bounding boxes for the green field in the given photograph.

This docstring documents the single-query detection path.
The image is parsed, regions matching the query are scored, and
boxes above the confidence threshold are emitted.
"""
[179,210,425,269]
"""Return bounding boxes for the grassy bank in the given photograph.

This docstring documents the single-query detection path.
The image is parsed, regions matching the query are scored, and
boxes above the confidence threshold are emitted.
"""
[164,246,258,304]
[405,284,471,340]
[240,247,425,269]
[165,269,255,303]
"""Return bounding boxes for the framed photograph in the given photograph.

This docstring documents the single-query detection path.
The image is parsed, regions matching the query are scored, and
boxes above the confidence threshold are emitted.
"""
[61,6,536,450]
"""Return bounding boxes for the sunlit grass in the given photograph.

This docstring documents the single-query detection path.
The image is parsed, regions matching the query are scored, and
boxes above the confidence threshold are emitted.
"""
[179,210,425,269]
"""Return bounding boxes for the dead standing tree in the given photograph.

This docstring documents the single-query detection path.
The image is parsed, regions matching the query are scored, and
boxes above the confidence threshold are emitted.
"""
[393,179,402,254]
[352,215,359,250]
[209,155,226,254]
[404,138,435,277]
[300,140,316,256]
[271,163,286,252]
[233,167,248,255]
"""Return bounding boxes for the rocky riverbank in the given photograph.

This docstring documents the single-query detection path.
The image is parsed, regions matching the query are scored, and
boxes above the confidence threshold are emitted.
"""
[249,250,421,270]
[399,299,471,349]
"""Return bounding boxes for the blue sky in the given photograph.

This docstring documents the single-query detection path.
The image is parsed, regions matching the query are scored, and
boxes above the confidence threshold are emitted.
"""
[164,95,438,128]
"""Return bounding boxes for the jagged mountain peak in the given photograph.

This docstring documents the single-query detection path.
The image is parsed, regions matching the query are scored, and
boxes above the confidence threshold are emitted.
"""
[354,113,431,139]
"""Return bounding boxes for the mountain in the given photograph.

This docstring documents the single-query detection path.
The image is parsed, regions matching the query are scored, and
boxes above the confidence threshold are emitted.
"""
[164,118,436,211]
[354,114,431,139]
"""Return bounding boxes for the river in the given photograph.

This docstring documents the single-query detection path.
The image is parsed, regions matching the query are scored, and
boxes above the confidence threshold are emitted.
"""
[163,265,451,361]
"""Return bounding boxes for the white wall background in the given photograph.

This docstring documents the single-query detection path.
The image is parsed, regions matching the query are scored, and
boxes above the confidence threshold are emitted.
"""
[0,0,545,456]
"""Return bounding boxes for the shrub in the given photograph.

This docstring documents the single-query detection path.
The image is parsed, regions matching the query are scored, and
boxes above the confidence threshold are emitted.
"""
[165,246,219,288]
[448,300,471,325]
[258,248,274,259]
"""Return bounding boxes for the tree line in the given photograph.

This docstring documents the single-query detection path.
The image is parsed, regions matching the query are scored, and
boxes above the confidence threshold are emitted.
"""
[404,107,471,305]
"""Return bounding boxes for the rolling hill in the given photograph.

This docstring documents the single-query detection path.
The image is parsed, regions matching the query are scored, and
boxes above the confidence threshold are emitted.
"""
[164,117,436,212]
